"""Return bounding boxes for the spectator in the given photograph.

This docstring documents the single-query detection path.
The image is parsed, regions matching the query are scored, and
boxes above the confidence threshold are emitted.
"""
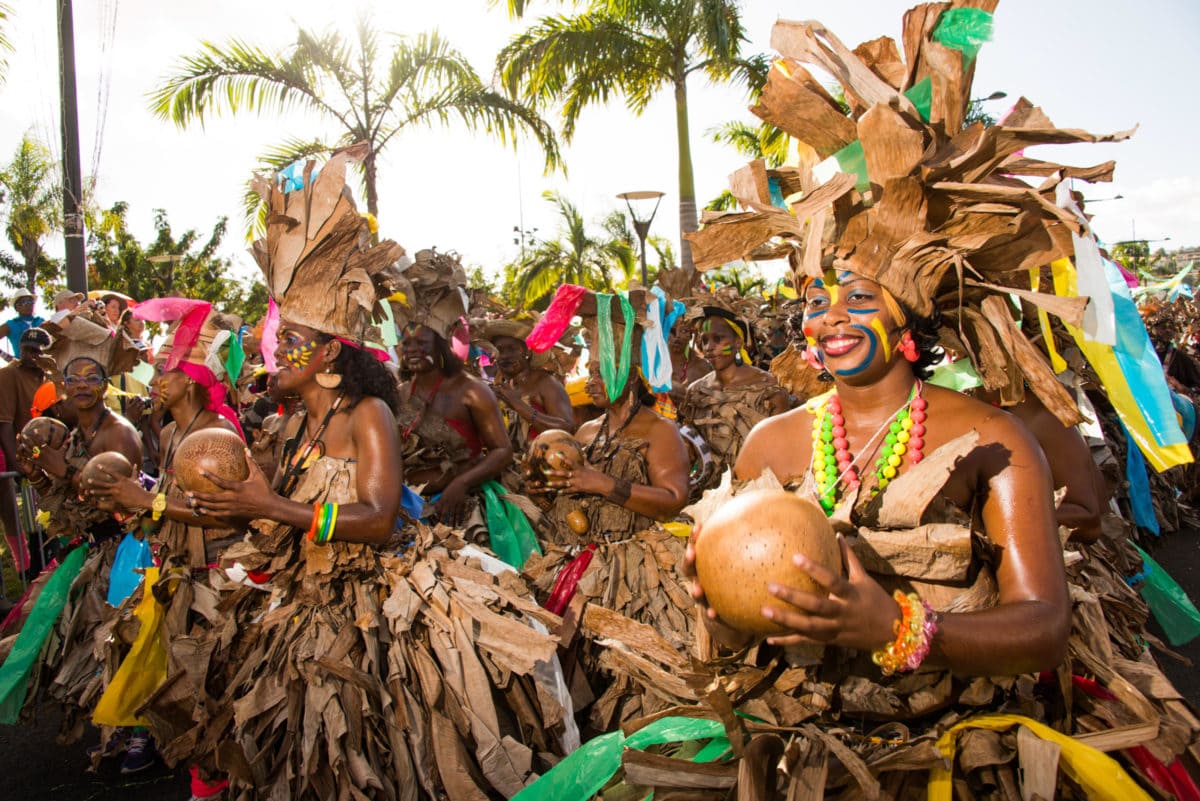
[0,289,45,356]
[52,290,84,313]
[0,327,51,576]
[101,293,128,329]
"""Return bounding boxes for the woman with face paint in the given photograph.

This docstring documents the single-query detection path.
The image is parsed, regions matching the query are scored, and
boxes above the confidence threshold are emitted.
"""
[678,307,791,491]
[10,355,143,763]
[86,302,247,568]
[689,269,1071,681]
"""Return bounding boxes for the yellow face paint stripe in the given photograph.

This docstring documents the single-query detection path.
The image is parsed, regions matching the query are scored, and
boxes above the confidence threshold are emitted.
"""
[871,318,892,362]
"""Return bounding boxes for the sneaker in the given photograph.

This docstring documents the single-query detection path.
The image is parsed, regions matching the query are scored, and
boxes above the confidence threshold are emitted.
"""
[119,731,157,774]
[87,728,126,760]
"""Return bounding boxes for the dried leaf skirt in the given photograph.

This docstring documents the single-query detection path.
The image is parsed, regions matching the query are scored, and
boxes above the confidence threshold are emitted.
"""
[140,457,573,800]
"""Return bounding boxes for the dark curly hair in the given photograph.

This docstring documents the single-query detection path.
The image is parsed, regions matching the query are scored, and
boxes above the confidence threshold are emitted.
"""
[318,336,401,413]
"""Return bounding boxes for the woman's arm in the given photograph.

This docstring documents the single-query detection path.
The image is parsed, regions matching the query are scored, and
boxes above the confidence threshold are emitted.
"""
[546,413,690,521]
[190,399,404,546]
[926,414,1070,673]
[431,381,513,518]
[531,373,576,432]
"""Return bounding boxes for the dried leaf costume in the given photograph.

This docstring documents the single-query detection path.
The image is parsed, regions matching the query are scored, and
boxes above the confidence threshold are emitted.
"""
[138,145,575,800]
[522,288,699,730]
[520,2,1199,797]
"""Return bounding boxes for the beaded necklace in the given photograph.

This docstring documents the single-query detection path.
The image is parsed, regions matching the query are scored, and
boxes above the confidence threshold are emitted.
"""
[810,381,928,515]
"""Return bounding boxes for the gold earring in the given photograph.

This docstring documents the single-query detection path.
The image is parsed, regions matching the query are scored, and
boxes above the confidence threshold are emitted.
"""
[315,368,342,389]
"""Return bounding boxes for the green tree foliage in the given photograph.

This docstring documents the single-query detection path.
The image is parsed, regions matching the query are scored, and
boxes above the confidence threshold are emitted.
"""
[511,191,644,308]
[86,202,268,322]
[149,17,561,236]
[704,263,766,295]
[498,0,767,278]
[0,133,62,292]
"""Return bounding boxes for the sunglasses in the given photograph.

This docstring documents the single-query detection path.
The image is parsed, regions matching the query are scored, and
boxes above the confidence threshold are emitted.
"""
[64,375,105,388]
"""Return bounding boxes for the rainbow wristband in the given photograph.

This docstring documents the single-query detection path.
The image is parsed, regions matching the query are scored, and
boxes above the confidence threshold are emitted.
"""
[326,503,338,543]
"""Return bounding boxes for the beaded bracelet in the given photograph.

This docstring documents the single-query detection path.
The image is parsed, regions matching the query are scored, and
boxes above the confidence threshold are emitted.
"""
[872,590,939,677]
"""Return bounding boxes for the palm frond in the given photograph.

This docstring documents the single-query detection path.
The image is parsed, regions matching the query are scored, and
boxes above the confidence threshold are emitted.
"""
[0,3,12,86]
[497,13,669,139]
[382,85,561,172]
[147,38,352,131]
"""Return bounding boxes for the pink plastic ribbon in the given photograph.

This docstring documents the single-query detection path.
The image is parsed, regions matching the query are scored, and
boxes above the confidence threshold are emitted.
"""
[451,317,470,361]
[527,285,586,353]
[178,362,245,441]
[334,336,389,362]
[133,298,212,373]
[260,297,280,372]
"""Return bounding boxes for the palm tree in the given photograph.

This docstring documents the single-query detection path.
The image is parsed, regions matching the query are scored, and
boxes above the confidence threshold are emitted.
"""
[497,0,767,280]
[150,17,561,231]
[513,191,633,308]
[0,134,61,292]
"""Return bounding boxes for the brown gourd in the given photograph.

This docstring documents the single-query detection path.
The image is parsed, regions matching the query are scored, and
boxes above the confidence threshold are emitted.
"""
[174,428,250,495]
[694,488,841,636]
[524,429,583,483]
[79,451,134,485]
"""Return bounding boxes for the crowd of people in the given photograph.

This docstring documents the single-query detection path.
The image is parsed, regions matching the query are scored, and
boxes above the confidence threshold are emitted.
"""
[0,2,1198,800]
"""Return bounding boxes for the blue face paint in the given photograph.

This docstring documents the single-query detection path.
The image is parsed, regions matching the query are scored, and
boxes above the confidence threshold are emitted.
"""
[832,324,878,377]
[806,309,827,318]
[846,308,879,315]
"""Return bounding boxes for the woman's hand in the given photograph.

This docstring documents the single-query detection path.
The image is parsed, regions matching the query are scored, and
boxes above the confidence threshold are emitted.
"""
[491,381,522,410]
[23,440,68,480]
[428,478,468,523]
[764,534,901,651]
[188,449,278,522]
[543,464,611,496]
[685,524,754,648]
[85,465,153,513]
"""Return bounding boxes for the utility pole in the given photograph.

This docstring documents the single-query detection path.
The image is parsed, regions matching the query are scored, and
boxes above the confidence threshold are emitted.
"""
[57,0,88,293]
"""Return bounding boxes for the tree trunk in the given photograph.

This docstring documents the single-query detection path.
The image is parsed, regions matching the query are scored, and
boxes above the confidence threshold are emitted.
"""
[21,240,40,293]
[364,148,380,245]
[673,79,698,287]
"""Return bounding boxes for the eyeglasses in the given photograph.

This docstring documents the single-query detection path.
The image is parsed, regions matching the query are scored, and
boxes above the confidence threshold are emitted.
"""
[64,375,105,388]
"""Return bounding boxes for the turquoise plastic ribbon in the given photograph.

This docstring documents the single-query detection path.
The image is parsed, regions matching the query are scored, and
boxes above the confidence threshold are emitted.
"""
[597,293,635,403]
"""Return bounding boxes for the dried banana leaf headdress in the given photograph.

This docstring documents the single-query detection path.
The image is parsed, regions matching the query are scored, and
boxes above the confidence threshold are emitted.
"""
[250,143,408,346]
[685,0,1132,426]
[388,248,469,342]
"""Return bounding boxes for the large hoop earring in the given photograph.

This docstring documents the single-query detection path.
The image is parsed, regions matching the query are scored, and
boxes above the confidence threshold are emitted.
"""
[316,368,343,389]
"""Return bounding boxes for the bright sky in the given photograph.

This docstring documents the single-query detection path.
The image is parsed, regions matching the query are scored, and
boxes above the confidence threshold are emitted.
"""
[1,0,1197,294]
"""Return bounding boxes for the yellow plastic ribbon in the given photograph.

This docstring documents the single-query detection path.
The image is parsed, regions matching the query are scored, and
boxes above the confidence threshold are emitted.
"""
[92,567,167,727]
[1029,267,1067,374]
[663,522,692,539]
[928,713,1152,801]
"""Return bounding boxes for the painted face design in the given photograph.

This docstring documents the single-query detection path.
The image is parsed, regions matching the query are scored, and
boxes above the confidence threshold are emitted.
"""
[803,272,900,378]
[282,336,320,370]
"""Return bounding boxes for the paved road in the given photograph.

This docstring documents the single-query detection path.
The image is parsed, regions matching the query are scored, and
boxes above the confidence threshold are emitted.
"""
[1,531,1197,799]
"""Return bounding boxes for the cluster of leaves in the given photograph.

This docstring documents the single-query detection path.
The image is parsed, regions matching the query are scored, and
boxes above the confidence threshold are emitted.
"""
[504,191,676,310]
[86,202,268,321]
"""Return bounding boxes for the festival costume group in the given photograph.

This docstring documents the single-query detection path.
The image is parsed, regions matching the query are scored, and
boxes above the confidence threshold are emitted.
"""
[2,3,1199,799]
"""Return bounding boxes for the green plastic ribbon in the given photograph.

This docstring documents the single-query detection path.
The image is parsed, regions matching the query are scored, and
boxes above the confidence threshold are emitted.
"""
[480,480,542,569]
[597,293,635,404]
[928,358,983,392]
[512,716,729,801]
[1133,542,1200,646]
[932,7,994,64]
[831,78,934,193]
[224,328,246,384]
[0,544,89,723]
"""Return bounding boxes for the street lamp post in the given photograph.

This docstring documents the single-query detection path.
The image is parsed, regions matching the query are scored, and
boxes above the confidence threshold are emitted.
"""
[617,190,664,287]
